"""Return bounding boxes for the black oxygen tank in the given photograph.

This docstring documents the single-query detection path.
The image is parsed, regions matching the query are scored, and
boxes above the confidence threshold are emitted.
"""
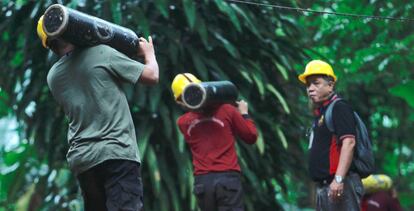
[42,4,139,59]
[182,81,239,110]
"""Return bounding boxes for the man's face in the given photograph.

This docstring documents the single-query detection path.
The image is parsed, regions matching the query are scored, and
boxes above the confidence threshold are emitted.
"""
[305,75,334,104]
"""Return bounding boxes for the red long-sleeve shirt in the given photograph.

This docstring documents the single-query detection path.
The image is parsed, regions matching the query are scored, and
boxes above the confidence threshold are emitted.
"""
[177,104,258,175]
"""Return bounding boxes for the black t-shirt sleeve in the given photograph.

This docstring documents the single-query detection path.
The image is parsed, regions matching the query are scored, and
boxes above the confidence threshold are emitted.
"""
[332,101,356,142]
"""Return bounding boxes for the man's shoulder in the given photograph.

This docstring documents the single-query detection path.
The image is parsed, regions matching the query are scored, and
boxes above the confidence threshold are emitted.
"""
[332,99,353,112]
[47,58,64,78]
[49,62,59,71]
[47,63,58,83]
[85,44,114,53]
[218,104,237,112]
[177,112,196,127]
[177,112,191,122]
[329,98,356,128]
[76,45,116,63]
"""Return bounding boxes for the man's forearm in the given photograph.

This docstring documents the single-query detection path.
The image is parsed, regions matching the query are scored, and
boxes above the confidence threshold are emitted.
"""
[335,137,355,177]
[140,54,159,84]
[145,55,159,79]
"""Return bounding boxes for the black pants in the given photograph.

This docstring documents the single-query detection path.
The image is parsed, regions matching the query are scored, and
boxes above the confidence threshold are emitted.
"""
[77,160,143,211]
[194,171,244,211]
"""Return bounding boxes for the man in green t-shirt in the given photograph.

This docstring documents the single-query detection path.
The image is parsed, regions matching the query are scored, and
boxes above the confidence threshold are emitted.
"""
[37,16,159,211]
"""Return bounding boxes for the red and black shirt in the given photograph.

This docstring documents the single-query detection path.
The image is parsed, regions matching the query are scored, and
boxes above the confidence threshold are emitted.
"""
[177,104,258,175]
[308,94,357,181]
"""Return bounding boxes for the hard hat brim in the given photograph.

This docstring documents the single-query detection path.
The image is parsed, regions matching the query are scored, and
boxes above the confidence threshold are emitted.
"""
[298,73,337,84]
[37,15,49,48]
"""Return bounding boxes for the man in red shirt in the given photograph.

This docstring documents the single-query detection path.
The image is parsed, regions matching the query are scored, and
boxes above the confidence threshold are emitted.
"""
[171,73,258,211]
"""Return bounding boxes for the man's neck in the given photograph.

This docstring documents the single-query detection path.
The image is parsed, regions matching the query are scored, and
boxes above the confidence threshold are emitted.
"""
[312,93,337,116]
[58,44,75,57]
[315,92,336,108]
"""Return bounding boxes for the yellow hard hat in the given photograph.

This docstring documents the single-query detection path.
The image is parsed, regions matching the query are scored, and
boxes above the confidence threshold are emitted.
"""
[37,15,48,48]
[298,60,337,84]
[362,174,393,194]
[171,73,201,100]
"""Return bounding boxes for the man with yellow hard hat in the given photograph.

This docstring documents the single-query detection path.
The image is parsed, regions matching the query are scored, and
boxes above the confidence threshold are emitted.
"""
[37,14,159,211]
[171,73,258,211]
[299,60,363,210]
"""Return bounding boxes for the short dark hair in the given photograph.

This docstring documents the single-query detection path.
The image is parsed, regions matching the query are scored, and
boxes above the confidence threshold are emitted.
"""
[321,75,335,83]
[321,75,336,91]
[305,74,335,83]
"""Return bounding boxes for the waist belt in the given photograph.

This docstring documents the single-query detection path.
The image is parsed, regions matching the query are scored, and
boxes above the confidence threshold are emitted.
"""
[315,171,358,186]
[315,174,334,186]
[316,178,333,186]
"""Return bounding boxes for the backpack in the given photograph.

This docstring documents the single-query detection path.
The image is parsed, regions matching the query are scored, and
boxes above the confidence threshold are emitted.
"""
[325,98,375,178]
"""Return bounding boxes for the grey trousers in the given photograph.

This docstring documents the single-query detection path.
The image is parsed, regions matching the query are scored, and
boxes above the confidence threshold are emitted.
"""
[316,173,364,211]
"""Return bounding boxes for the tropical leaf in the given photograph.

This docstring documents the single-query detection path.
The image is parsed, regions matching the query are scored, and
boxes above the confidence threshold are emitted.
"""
[255,129,265,154]
[154,0,169,18]
[389,80,414,108]
[266,84,290,114]
[182,0,196,29]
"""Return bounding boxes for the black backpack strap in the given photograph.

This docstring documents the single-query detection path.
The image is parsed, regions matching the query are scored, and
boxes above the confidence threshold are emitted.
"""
[324,98,342,133]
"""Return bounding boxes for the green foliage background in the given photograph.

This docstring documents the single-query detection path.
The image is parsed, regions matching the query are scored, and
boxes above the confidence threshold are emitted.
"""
[0,0,413,210]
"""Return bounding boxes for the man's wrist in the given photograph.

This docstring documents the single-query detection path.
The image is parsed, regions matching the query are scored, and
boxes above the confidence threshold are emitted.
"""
[144,53,156,63]
[334,175,344,184]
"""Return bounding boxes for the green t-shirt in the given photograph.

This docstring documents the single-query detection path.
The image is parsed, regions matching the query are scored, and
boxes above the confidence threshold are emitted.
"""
[47,44,144,175]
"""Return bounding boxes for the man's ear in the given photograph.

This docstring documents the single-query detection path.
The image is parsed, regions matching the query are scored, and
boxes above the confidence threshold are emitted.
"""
[328,81,335,88]
[328,81,336,94]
